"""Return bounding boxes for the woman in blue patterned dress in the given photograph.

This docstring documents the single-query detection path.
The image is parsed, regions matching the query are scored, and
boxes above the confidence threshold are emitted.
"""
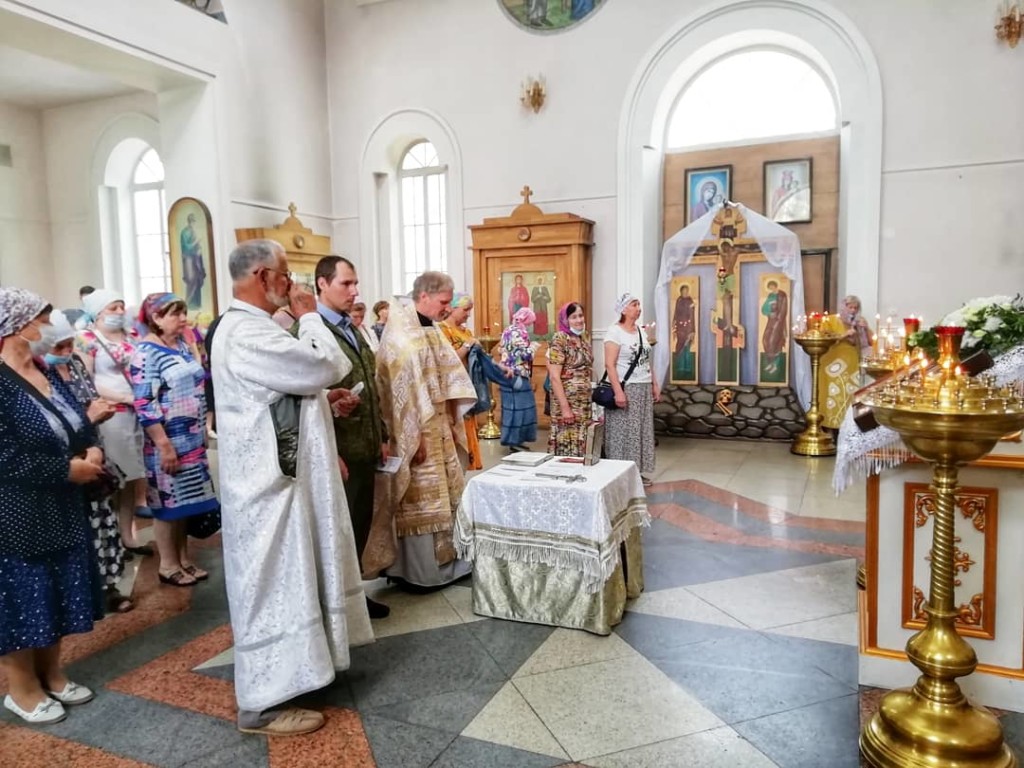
[0,288,103,725]
[498,307,538,451]
[130,293,218,588]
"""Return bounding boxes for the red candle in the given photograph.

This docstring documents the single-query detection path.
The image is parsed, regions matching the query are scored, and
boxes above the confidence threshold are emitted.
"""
[903,317,920,336]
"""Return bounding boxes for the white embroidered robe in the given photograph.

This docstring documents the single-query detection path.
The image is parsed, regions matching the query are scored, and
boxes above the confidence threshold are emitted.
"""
[211,300,373,712]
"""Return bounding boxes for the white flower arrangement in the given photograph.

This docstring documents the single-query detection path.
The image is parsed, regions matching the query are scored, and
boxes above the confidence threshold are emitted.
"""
[931,294,1024,353]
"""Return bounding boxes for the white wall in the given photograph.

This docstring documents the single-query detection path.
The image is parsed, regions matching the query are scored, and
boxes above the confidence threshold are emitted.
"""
[0,101,54,294]
[325,0,1024,324]
[6,0,334,310]
[41,91,160,304]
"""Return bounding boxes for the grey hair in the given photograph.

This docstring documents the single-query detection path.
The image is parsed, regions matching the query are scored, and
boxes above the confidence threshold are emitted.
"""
[842,294,862,310]
[412,271,454,297]
[228,239,283,281]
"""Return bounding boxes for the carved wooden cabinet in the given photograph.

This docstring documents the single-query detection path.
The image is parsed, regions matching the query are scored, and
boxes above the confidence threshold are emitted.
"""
[234,203,331,286]
[469,191,594,428]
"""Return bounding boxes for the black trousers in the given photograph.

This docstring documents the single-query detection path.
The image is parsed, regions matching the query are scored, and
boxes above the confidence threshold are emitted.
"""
[342,459,376,562]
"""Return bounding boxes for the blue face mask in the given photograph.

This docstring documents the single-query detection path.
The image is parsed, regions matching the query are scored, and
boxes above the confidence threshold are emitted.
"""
[102,314,127,330]
[45,353,73,366]
[570,326,586,336]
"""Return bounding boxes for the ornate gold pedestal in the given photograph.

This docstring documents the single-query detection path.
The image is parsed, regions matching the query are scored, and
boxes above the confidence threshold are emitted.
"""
[791,332,840,456]
[860,401,1024,768]
[477,335,501,440]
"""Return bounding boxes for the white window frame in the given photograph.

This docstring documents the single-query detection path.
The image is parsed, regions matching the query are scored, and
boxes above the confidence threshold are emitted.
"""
[129,148,170,297]
[396,140,448,295]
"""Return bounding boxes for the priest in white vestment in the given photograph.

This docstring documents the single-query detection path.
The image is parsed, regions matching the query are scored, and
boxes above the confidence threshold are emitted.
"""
[210,239,373,736]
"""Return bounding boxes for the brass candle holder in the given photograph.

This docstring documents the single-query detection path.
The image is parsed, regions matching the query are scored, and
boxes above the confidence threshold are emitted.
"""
[860,370,1024,768]
[791,327,841,456]
[476,335,502,440]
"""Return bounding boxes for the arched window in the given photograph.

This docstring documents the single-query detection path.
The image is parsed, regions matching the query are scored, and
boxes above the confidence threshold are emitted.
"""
[397,140,447,293]
[130,148,170,296]
[666,50,837,148]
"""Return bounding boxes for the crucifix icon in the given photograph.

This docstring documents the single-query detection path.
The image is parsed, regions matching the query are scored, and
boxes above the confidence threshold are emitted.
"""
[520,185,533,205]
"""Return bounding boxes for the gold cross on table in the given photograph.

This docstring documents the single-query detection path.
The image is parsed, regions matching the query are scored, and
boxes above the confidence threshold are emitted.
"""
[520,186,533,205]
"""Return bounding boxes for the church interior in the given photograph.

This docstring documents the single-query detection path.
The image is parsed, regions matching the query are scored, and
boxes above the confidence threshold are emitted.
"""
[3,0,1024,766]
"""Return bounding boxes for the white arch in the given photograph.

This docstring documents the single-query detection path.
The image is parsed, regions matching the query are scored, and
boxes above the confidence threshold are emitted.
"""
[360,108,465,300]
[90,112,162,298]
[617,0,883,316]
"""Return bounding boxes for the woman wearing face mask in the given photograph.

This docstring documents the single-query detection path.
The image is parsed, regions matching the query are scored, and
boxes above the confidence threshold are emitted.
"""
[603,293,659,485]
[130,293,219,588]
[75,289,152,557]
[0,287,105,725]
[45,311,132,614]
[546,302,594,457]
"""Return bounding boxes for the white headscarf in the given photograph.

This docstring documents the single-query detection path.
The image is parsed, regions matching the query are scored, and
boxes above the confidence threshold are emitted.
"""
[49,309,76,343]
[82,288,124,323]
[614,292,638,317]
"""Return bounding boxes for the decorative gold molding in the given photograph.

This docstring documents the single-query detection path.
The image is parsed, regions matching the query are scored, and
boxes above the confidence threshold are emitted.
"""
[901,483,998,640]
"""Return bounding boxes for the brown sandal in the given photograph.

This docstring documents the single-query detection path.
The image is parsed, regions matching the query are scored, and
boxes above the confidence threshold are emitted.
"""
[158,569,197,587]
[182,564,209,581]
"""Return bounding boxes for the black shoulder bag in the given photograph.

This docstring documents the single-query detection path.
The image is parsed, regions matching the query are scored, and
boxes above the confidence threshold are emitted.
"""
[592,330,643,411]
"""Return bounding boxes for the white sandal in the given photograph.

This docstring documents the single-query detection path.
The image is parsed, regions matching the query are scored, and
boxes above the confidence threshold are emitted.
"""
[3,694,67,724]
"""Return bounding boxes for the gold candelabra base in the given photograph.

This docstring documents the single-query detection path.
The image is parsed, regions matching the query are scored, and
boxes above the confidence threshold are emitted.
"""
[860,404,1024,768]
[791,332,840,457]
[476,335,502,440]
[478,398,501,440]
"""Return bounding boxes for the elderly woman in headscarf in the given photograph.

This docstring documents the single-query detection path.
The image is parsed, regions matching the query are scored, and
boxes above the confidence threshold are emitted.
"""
[74,288,152,557]
[819,294,871,430]
[440,292,485,469]
[45,311,132,614]
[498,307,538,451]
[603,293,658,484]
[0,287,104,725]
[129,293,219,588]
[547,301,594,456]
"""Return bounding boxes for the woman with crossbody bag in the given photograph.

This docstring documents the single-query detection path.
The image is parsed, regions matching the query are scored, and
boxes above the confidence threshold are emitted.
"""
[75,290,152,557]
[603,293,660,485]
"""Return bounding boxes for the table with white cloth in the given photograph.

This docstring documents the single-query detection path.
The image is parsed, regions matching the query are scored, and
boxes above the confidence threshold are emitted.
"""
[454,458,649,635]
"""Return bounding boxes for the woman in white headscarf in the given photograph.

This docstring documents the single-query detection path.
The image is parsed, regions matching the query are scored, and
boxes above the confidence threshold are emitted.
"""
[45,311,132,614]
[602,293,659,484]
[75,289,152,557]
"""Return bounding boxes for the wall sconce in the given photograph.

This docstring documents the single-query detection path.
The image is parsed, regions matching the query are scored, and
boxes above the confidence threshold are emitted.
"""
[996,4,1022,47]
[520,76,546,114]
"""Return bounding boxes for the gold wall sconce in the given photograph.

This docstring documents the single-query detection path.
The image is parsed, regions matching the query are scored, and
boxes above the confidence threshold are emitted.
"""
[996,4,1022,47]
[520,76,546,114]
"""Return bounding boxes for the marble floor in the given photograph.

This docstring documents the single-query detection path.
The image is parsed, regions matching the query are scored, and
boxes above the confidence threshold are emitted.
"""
[3,435,1023,767]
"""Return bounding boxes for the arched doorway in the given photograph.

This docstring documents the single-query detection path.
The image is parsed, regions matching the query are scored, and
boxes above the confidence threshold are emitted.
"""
[617,0,882,317]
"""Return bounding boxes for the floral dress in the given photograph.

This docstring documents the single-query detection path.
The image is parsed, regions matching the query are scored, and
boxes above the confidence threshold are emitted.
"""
[546,331,594,456]
[498,323,537,447]
[58,355,126,591]
[130,341,218,520]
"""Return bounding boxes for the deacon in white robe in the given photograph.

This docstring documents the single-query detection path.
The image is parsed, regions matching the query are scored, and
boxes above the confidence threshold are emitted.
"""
[210,239,372,736]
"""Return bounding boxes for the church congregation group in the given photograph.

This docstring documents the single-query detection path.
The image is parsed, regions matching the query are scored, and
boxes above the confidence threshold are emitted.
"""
[0,238,660,736]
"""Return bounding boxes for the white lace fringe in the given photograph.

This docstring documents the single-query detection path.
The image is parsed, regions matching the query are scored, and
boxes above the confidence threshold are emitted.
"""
[832,345,1024,495]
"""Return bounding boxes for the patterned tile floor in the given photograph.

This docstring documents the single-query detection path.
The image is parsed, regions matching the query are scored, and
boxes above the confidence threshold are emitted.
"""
[3,436,1024,767]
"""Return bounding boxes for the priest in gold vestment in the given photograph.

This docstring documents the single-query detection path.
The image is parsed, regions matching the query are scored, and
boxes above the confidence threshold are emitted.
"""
[376,272,477,587]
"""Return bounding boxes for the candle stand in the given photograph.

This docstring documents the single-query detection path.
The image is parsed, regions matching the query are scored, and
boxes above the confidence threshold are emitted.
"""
[476,335,502,440]
[791,327,841,456]
[859,365,1024,767]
